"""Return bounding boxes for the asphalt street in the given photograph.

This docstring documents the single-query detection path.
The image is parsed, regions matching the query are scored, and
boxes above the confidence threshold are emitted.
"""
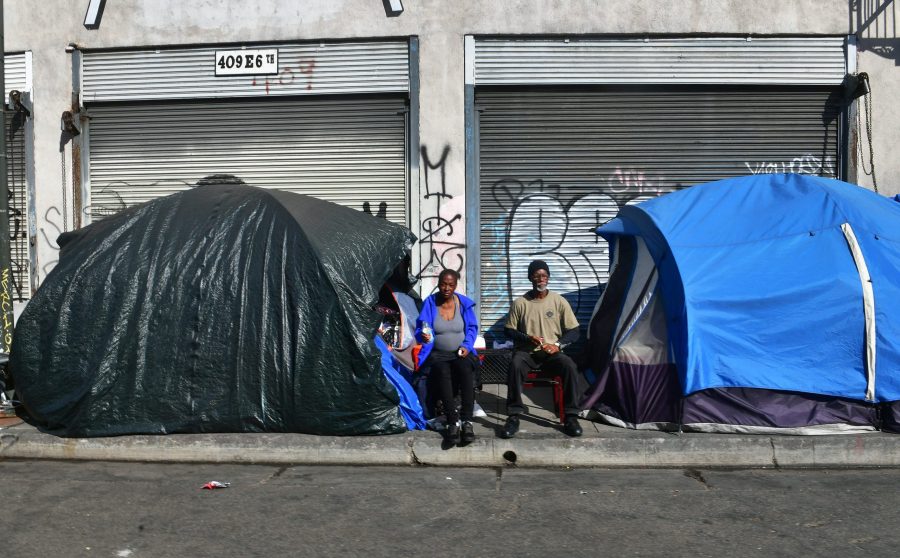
[2,460,899,557]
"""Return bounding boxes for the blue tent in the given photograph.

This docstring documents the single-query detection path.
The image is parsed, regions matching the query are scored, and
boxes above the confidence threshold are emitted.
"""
[583,174,900,433]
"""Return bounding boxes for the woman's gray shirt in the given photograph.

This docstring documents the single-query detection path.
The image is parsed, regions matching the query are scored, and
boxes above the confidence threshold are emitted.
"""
[433,307,465,352]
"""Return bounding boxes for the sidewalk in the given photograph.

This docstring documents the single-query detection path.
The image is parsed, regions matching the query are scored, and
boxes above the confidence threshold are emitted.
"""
[3,385,900,468]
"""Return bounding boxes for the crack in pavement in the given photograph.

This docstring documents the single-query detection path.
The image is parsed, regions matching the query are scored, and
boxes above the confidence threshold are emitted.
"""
[683,468,711,489]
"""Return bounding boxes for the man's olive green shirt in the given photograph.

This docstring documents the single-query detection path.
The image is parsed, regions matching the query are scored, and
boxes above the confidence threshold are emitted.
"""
[504,291,579,352]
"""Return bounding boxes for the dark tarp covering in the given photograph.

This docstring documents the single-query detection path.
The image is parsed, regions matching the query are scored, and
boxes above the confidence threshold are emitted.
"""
[10,181,416,437]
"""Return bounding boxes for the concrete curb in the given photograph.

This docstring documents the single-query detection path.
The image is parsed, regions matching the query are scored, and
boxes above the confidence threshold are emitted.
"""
[1,428,415,465]
[3,423,900,468]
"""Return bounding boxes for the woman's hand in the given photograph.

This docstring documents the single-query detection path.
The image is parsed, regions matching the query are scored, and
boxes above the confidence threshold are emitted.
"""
[457,347,469,358]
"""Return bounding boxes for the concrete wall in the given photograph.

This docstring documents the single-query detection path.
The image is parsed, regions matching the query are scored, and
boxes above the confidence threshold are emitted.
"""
[852,1,899,197]
[5,0,893,296]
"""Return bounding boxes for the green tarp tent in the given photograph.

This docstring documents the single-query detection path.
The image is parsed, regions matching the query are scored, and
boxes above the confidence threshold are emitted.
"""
[10,179,415,437]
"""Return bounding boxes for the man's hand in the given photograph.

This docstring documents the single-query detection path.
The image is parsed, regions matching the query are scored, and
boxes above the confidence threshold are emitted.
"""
[529,335,544,346]
[421,331,432,343]
[457,347,469,358]
[541,343,560,355]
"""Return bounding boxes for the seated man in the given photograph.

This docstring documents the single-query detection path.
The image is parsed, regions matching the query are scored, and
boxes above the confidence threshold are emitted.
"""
[500,260,583,438]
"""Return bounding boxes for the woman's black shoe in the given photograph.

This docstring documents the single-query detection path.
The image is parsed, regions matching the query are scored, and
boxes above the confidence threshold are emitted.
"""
[445,421,460,445]
[460,421,475,444]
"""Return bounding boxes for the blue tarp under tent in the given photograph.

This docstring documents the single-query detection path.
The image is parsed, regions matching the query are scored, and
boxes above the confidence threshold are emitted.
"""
[581,173,900,434]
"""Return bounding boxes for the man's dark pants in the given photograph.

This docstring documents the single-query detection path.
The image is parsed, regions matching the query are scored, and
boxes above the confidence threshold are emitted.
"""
[506,350,580,417]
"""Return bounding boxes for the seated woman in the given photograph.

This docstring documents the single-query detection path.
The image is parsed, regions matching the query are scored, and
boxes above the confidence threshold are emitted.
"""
[415,269,480,445]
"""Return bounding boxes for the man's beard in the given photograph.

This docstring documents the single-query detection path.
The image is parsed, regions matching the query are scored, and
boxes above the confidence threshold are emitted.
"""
[534,284,548,292]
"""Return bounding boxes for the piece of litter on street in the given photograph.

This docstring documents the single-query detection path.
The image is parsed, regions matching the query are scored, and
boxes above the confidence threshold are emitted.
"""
[202,481,231,489]
[445,477,452,480]
[580,490,588,495]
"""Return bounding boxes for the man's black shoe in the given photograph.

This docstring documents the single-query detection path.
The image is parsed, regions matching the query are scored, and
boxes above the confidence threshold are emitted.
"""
[563,415,583,437]
[500,415,520,439]
[460,421,475,444]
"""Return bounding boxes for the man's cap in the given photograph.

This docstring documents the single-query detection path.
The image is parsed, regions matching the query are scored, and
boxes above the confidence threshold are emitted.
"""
[528,259,550,278]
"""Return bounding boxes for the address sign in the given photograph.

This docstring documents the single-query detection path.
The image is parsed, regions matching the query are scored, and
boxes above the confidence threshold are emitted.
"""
[215,49,279,76]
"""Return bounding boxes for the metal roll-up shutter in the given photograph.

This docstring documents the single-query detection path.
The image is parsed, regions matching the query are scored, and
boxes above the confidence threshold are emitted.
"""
[477,87,841,342]
[87,96,408,224]
[473,37,847,85]
[5,52,30,300]
[4,53,28,96]
[82,41,409,102]
[5,109,28,301]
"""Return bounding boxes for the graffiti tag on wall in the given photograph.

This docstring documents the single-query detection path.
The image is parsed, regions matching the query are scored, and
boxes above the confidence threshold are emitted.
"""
[416,145,465,292]
[481,178,619,329]
[745,155,836,176]
[251,60,316,94]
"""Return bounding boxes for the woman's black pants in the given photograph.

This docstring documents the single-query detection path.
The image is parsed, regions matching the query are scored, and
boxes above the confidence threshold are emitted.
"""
[427,354,477,422]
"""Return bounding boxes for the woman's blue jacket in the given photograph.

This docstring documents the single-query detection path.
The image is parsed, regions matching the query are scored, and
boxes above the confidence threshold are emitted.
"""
[414,292,479,369]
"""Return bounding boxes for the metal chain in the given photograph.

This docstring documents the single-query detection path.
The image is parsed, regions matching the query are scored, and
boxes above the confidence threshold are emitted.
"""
[864,90,877,193]
[60,148,69,232]
[857,89,877,193]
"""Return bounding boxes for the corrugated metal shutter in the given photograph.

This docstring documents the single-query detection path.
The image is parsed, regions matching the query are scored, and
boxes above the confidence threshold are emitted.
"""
[4,53,28,98]
[5,109,29,301]
[4,53,30,300]
[82,41,409,102]
[87,96,407,224]
[477,87,841,343]
[474,37,847,85]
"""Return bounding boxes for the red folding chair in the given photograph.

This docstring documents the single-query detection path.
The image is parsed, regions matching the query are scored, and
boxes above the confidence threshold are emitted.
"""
[524,369,565,424]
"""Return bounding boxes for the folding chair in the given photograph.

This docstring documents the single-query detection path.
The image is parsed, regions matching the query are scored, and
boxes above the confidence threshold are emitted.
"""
[525,369,565,424]
[480,348,565,424]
